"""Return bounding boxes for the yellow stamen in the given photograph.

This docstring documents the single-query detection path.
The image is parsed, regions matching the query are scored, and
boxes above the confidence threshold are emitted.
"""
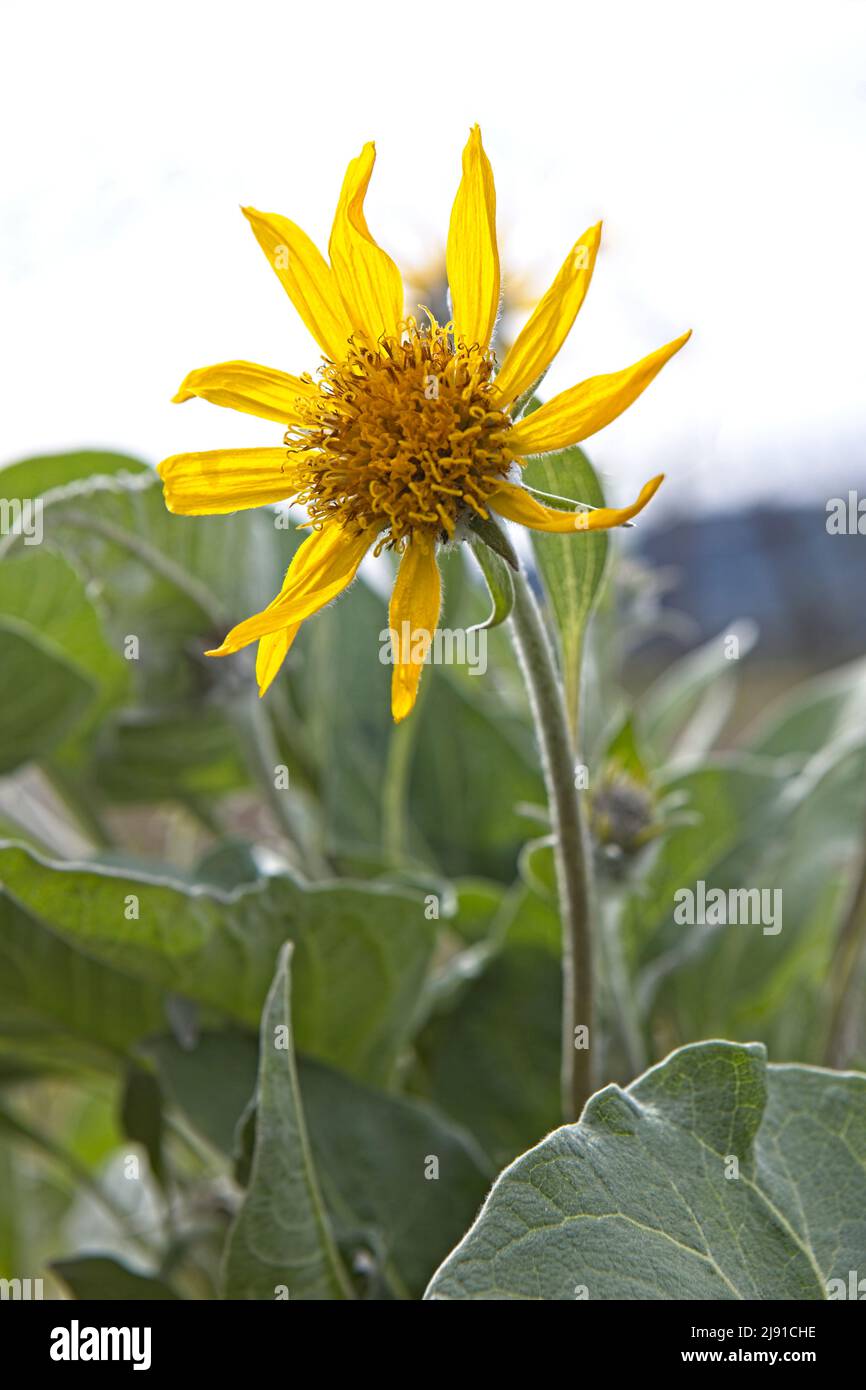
[284,318,515,552]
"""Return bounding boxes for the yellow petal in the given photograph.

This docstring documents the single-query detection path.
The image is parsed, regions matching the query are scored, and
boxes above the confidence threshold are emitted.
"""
[256,626,300,696]
[446,125,500,350]
[253,537,331,695]
[173,361,318,425]
[493,223,602,406]
[158,448,309,515]
[242,207,353,361]
[509,331,692,455]
[328,143,404,343]
[488,474,664,533]
[388,534,441,723]
[207,524,372,655]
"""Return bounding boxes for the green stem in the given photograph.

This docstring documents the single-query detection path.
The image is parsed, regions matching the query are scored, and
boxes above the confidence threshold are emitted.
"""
[382,673,429,863]
[509,565,594,1120]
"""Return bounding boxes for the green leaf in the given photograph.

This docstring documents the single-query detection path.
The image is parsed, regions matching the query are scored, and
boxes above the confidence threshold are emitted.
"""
[152,1026,492,1300]
[411,883,562,1168]
[0,842,436,1084]
[0,548,128,732]
[299,1056,492,1299]
[603,714,650,783]
[0,450,149,506]
[0,620,96,774]
[222,943,354,1300]
[467,534,515,633]
[408,672,543,880]
[93,710,250,801]
[522,448,608,725]
[619,758,788,976]
[147,1030,259,1159]
[0,893,166,1064]
[299,573,392,852]
[426,1041,866,1300]
[120,1066,165,1186]
[28,459,301,707]
[51,1256,181,1300]
[467,513,519,570]
[640,620,758,762]
[747,655,866,759]
[661,742,866,1062]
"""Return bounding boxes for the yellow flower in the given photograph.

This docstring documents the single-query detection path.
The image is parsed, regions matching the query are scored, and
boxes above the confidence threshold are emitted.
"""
[159,127,689,721]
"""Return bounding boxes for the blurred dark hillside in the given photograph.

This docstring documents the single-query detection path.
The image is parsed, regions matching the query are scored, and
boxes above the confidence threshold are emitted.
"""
[636,505,865,670]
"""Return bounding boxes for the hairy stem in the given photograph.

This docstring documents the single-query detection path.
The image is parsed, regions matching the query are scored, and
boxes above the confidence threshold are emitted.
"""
[509,565,594,1119]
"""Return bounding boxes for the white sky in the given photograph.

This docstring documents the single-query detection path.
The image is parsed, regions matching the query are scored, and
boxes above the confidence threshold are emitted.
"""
[2,0,865,520]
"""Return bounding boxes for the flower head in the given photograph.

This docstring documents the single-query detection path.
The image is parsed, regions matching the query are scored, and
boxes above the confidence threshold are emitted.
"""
[159,127,689,720]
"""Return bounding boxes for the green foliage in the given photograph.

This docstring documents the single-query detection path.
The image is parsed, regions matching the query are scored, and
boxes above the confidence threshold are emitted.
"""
[1,448,864,1301]
[222,944,354,1300]
[0,843,436,1084]
[426,1042,866,1300]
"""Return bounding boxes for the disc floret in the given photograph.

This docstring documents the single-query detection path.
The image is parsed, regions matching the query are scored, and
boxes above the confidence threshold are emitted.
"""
[286,318,515,552]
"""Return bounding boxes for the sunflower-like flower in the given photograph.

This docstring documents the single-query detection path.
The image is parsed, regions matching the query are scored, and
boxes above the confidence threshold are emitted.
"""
[159,127,689,721]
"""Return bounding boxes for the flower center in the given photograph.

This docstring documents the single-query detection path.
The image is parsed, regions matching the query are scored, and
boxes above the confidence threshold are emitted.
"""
[286,319,514,552]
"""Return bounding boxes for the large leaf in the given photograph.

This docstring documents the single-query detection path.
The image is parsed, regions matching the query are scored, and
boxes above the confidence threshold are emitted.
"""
[299,1057,492,1299]
[426,1041,866,1300]
[222,943,354,1300]
[0,843,436,1084]
[0,450,148,504]
[0,548,127,728]
[0,620,96,774]
[0,894,166,1063]
[150,1028,493,1300]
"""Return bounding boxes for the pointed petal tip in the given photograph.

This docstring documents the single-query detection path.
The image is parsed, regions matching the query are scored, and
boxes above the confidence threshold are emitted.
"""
[391,683,417,722]
[642,473,665,502]
[354,141,376,171]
